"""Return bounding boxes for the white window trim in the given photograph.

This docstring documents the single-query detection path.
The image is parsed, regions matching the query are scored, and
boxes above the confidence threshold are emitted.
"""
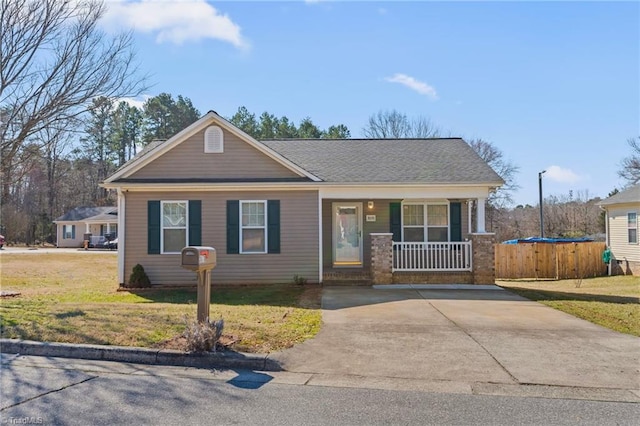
[401,201,450,242]
[240,200,268,254]
[628,211,638,245]
[160,200,189,254]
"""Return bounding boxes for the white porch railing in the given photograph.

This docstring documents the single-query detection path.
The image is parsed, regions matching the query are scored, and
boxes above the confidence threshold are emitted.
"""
[392,241,472,272]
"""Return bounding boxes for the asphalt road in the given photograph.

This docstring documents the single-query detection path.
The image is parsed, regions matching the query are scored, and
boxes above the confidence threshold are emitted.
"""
[1,355,638,426]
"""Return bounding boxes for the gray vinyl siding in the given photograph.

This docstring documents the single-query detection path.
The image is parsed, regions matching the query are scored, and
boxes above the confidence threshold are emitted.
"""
[129,128,300,180]
[607,204,640,262]
[124,190,319,286]
[322,199,471,269]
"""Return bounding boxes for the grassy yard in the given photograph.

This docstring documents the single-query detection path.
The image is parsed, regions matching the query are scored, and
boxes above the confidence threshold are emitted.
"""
[0,252,321,353]
[499,276,640,336]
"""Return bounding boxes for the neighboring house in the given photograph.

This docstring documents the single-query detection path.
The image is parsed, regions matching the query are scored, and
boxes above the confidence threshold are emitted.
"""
[599,184,640,276]
[102,111,503,287]
[54,206,118,248]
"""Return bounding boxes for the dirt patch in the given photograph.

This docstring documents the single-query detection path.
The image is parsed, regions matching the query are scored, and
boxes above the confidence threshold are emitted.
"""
[298,285,322,309]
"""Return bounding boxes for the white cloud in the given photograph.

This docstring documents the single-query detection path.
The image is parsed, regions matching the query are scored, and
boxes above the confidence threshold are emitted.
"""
[544,165,583,184]
[385,73,438,100]
[102,0,248,48]
[117,95,150,110]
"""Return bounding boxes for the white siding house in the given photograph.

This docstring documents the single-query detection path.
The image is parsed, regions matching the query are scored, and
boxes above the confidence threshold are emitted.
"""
[599,184,640,276]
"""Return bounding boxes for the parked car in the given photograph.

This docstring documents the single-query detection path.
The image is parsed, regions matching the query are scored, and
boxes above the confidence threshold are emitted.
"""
[0,234,4,249]
[105,238,118,250]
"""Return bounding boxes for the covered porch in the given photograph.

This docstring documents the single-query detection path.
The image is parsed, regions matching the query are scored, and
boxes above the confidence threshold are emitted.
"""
[319,188,495,285]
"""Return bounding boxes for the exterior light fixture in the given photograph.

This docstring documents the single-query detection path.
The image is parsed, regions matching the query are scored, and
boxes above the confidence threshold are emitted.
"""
[368,201,374,210]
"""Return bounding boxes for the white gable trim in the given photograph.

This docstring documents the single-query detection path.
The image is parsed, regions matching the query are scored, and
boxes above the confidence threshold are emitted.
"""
[104,111,321,183]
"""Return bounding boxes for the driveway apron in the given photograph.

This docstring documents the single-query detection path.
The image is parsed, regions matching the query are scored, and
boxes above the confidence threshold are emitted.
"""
[272,287,640,391]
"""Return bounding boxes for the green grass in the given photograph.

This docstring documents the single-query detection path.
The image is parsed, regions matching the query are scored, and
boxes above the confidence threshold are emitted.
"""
[0,253,321,352]
[499,276,640,336]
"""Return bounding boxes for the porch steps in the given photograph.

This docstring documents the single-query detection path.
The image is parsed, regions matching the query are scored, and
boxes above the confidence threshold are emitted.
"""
[323,279,372,287]
[323,270,372,286]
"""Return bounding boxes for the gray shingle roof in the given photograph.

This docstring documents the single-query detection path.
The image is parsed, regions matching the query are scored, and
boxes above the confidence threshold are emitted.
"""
[54,206,117,222]
[599,184,640,206]
[260,138,504,184]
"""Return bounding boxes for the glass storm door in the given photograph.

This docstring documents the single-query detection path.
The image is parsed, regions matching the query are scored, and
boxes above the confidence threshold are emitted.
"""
[333,203,363,266]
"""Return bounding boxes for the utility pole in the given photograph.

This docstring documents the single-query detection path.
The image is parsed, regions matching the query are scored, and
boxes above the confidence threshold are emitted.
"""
[539,170,546,238]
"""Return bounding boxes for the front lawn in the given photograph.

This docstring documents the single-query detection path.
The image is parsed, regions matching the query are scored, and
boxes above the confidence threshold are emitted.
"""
[0,253,321,353]
[499,276,640,336]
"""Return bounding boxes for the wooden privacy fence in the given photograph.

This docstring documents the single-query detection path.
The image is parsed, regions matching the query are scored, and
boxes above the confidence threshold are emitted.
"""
[495,242,607,280]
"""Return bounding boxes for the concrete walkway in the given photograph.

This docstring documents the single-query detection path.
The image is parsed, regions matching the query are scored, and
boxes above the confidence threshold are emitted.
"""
[271,286,640,398]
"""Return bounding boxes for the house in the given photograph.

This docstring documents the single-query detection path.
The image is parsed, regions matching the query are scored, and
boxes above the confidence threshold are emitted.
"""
[599,184,640,276]
[102,111,503,287]
[54,206,118,248]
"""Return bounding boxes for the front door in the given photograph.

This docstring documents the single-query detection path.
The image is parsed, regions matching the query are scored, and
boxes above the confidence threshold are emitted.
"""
[332,203,363,267]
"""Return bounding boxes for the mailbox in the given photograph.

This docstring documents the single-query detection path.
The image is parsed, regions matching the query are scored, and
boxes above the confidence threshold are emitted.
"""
[181,246,216,271]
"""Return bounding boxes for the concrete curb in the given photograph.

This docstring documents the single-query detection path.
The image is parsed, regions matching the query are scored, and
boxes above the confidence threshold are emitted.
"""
[0,339,281,371]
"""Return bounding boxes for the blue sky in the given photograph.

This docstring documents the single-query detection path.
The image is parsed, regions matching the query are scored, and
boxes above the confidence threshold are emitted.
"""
[102,1,639,206]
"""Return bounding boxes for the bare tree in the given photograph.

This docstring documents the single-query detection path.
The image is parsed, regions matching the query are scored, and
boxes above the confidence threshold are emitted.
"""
[619,136,640,185]
[362,110,441,138]
[468,139,520,207]
[0,0,146,202]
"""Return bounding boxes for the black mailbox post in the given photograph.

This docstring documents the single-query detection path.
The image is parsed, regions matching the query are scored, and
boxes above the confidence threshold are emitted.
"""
[181,246,216,322]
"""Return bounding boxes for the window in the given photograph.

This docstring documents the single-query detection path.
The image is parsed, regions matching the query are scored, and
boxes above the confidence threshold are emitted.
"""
[628,212,638,244]
[161,201,187,253]
[227,200,279,255]
[402,204,424,242]
[63,225,75,239]
[148,200,200,255]
[241,201,267,253]
[402,203,449,242]
[427,205,449,242]
[204,126,224,153]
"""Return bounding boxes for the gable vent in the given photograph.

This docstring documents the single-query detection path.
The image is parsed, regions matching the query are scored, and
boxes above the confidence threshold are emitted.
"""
[204,126,224,153]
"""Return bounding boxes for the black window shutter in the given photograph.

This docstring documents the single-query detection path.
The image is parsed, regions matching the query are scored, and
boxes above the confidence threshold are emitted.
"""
[390,202,401,242]
[188,200,202,246]
[450,202,462,242]
[226,200,239,254]
[267,200,281,254]
[71,225,76,239]
[148,200,161,254]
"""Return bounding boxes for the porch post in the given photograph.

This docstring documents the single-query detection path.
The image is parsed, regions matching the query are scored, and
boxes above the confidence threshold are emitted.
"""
[106,223,111,234]
[85,222,90,233]
[476,197,486,233]
[467,200,473,236]
[370,233,393,285]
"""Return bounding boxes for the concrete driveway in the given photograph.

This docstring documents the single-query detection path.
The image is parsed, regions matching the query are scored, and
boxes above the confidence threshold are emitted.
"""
[272,286,639,398]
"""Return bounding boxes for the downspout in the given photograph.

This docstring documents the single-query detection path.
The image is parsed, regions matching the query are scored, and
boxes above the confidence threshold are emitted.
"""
[117,188,126,285]
[318,190,323,284]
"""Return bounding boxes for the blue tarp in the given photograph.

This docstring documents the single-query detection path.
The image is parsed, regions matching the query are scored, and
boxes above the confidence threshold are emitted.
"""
[502,237,594,244]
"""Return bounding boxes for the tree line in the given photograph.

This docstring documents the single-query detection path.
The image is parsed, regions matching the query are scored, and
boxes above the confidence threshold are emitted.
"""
[2,1,638,245]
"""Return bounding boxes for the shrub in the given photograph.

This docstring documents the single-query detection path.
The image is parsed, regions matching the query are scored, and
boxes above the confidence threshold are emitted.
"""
[127,264,151,288]
[292,274,307,286]
[183,317,224,352]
